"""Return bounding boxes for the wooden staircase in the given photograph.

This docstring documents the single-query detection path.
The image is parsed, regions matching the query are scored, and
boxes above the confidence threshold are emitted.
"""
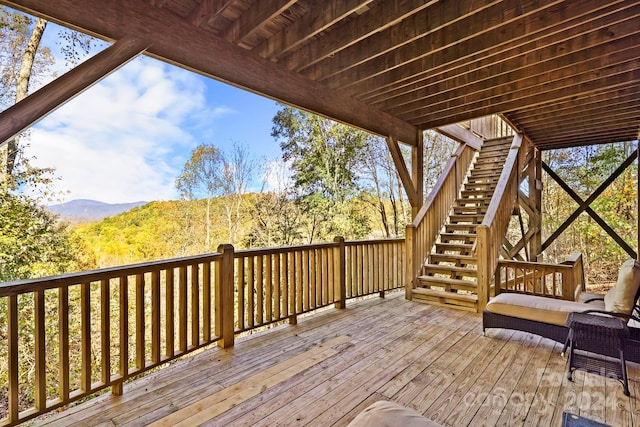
[412,138,512,311]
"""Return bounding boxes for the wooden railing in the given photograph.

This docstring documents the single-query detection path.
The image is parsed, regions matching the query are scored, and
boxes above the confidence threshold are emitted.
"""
[405,143,477,298]
[474,134,526,311]
[465,114,514,140]
[0,237,404,426]
[496,253,585,300]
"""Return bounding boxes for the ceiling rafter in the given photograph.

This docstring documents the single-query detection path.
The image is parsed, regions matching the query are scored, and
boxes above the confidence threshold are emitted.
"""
[187,0,234,28]
[347,0,625,102]
[320,0,562,90]
[370,7,640,111]
[254,0,373,60]
[408,67,640,130]
[386,33,640,118]
[299,0,500,82]
[280,0,436,72]
[510,94,640,127]
[221,0,297,45]
[508,84,640,119]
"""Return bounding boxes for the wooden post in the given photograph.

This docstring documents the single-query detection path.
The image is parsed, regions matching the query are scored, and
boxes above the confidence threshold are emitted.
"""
[412,130,424,218]
[216,244,235,348]
[405,224,415,300]
[476,225,489,312]
[334,237,346,309]
[531,146,543,261]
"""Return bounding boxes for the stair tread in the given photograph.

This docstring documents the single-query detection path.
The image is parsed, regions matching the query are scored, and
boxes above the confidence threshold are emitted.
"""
[412,287,479,302]
[435,242,474,251]
[429,253,477,263]
[440,232,476,242]
[422,263,477,275]
[417,276,477,292]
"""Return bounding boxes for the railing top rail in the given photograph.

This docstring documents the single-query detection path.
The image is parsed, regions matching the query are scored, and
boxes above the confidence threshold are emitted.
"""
[234,242,338,257]
[0,251,224,296]
[497,259,575,271]
[412,142,474,227]
[344,238,405,246]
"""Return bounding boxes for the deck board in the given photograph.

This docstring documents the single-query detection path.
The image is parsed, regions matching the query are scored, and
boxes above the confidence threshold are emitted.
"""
[34,291,640,427]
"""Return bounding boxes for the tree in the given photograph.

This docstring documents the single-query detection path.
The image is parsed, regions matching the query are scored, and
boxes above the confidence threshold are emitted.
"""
[219,142,257,243]
[271,106,370,242]
[176,143,223,251]
[0,163,82,281]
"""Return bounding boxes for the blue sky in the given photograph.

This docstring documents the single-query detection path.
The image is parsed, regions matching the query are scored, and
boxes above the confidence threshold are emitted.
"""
[26,27,285,204]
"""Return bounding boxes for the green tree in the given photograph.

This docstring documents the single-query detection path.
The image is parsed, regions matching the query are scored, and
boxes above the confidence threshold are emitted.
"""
[0,164,81,281]
[176,143,223,251]
[271,106,370,242]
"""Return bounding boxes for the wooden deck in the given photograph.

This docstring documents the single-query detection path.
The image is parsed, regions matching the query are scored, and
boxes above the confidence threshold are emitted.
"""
[34,292,639,427]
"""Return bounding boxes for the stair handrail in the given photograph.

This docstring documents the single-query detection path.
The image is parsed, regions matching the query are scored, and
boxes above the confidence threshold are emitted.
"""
[405,142,477,299]
[474,133,526,311]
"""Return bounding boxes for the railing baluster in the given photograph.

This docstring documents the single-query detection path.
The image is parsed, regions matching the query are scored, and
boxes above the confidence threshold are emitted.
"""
[284,252,291,318]
[248,256,255,328]
[101,279,111,384]
[266,253,272,322]
[151,271,161,364]
[237,258,245,330]
[203,262,211,342]
[190,264,199,348]
[81,282,92,392]
[117,276,128,392]
[35,289,46,410]
[165,268,174,359]
[274,253,281,319]
[179,267,187,353]
[135,274,145,370]
[59,287,70,400]
[8,294,19,423]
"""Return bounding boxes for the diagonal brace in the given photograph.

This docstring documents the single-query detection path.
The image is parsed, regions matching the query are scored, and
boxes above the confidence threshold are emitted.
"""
[541,152,637,258]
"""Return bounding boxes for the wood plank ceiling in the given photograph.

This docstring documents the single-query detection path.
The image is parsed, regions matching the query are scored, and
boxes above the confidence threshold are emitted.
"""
[3,0,640,151]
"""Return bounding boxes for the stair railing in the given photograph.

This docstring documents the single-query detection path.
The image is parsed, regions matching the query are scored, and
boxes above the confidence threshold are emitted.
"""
[405,143,477,299]
[474,133,527,311]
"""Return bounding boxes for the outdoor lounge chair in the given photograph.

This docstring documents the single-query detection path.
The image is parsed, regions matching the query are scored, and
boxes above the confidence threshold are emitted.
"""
[482,259,640,363]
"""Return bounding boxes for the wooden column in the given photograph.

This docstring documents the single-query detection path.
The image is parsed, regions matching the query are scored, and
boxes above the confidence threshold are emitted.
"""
[412,130,424,218]
[216,244,235,348]
[333,237,346,309]
[405,224,416,300]
[530,146,543,260]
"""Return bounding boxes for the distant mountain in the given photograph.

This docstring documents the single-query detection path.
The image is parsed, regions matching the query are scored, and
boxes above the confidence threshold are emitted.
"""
[48,199,148,223]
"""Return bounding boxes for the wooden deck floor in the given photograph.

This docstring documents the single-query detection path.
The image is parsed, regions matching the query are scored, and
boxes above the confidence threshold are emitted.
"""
[34,291,640,427]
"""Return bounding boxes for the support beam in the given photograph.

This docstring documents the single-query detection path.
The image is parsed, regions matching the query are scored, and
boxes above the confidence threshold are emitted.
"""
[0,36,147,147]
[3,0,419,146]
[435,124,483,150]
[542,156,638,258]
[386,136,417,208]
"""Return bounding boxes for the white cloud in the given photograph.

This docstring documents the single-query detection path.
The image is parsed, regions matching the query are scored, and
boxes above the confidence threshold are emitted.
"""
[262,159,294,194]
[26,56,224,204]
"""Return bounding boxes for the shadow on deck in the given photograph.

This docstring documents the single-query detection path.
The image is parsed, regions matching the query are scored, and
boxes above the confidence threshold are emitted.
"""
[35,292,640,426]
